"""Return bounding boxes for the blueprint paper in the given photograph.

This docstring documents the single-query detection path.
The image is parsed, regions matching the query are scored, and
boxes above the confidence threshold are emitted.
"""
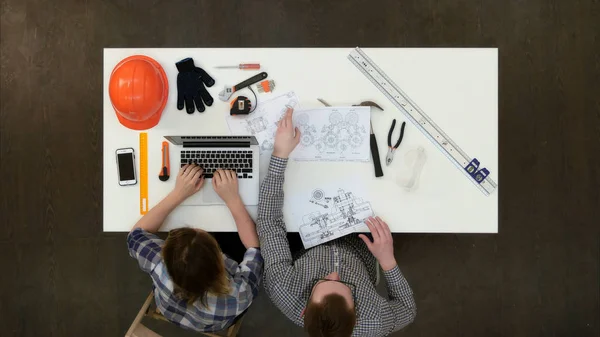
[290,183,374,249]
[226,92,299,153]
[291,107,370,161]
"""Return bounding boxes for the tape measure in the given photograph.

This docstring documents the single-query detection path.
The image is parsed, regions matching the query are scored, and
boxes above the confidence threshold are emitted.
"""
[139,132,149,214]
[348,47,497,196]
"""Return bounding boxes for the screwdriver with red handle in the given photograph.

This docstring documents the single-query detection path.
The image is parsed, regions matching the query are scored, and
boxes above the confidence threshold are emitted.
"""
[215,63,261,70]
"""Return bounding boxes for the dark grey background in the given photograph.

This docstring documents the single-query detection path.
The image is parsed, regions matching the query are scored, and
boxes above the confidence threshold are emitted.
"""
[1,0,599,336]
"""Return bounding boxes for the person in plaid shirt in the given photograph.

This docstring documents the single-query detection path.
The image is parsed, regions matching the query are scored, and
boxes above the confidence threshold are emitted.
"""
[127,166,263,333]
[257,108,417,337]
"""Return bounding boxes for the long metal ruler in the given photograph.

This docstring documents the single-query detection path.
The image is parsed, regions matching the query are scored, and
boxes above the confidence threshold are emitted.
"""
[348,47,497,196]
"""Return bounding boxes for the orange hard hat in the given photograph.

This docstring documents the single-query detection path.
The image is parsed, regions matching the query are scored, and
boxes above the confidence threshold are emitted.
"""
[109,55,168,130]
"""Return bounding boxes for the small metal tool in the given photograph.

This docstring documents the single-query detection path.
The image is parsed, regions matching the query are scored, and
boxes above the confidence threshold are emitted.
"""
[355,101,385,177]
[386,119,406,166]
[317,98,332,107]
[215,63,261,70]
[352,100,384,111]
[218,72,268,101]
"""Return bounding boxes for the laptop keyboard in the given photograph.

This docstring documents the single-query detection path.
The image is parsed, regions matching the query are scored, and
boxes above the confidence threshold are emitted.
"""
[180,150,253,179]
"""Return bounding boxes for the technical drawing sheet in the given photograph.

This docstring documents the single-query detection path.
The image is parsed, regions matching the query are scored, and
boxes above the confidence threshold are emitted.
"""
[226,92,299,153]
[289,183,374,249]
[291,107,370,161]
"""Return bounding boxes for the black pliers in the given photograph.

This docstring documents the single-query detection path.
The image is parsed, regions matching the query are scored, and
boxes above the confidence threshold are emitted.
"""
[386,119,406,166]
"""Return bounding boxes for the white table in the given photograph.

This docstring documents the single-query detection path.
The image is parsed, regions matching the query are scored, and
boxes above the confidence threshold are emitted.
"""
[103,48,498,233]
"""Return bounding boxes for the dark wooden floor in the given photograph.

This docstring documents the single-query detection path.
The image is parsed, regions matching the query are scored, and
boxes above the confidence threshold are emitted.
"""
[1,0,599,336]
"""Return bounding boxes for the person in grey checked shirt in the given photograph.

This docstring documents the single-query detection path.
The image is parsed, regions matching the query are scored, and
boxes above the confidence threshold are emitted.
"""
[257,107,417,337]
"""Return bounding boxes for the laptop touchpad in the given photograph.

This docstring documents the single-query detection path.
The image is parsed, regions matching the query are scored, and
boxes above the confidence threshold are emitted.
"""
[202,184,223,204]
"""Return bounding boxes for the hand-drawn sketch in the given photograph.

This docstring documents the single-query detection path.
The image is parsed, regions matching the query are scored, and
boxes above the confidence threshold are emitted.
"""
[297,187,374,249]
[226,92,299,154]
[291,107,370,161]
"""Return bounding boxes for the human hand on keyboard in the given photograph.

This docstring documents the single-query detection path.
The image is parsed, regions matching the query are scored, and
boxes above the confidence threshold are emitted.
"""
[273,107,301,159]
[173,164,205,200]
[212,169,240,205]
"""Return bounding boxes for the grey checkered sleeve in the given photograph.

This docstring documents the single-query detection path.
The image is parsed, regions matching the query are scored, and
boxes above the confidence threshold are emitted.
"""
[381,266,417,333]
[257,156,299,314]
[257,156,293,271]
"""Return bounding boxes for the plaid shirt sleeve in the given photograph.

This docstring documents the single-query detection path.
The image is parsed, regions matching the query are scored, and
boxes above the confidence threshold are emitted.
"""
[226,248,264,316]
[257,156,294,270]
[222,253,239,276]
[380,266,417,334]
[256,156,299,315]
[127,228,164,273]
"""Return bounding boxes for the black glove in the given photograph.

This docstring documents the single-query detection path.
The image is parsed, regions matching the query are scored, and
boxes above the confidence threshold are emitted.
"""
[175,58,215,113]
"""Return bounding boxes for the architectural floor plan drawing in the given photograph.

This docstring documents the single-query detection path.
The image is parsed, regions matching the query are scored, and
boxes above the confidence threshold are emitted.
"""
[291,106,370,161]
[294,186,374,249]
[226,92,299,153]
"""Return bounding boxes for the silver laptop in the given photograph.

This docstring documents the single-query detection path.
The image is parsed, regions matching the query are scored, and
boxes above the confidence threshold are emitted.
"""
[164,136,259,206]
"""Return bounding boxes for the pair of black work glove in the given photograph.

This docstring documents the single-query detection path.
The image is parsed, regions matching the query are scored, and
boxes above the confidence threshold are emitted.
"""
[176,58,215,113]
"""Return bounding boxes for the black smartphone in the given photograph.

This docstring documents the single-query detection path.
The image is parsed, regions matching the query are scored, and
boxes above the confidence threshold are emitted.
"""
[116,148,137,186]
